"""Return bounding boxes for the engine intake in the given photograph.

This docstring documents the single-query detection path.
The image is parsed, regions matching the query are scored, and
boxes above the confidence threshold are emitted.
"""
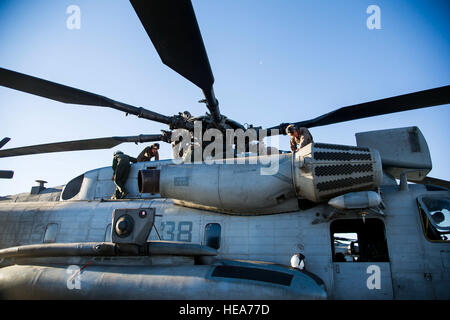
[138,169,160,194]
[292,143,383,202]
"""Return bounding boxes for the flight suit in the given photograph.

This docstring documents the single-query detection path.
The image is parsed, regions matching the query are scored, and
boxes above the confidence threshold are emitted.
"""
[112,153,137,199]
[137,146,159,162]
[290,127,313,152]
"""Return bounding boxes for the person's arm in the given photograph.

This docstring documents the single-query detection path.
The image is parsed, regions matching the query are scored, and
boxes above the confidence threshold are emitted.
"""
[290,139,297,152]
[154,150,159,161]
[129,156,138,163]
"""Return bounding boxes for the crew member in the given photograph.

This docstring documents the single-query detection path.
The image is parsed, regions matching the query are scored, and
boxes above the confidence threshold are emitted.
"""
[137,143,160,162]
[290,253,306,270]
[112,150,137,199]
[286,124,313,152]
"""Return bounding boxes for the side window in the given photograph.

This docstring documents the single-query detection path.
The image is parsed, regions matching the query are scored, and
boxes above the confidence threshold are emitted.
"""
[43,223,59,243]
[330,219,389,262]
[417,196,450,242]
[204,223,221,250]
[104,224,112,242]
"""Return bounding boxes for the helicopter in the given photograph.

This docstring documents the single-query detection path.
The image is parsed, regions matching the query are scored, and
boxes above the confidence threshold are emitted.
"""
[0,0,449,300]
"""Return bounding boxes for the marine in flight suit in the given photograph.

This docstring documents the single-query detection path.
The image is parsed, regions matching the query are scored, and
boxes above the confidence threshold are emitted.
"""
[112,151,137,199]
[286,124,313,152]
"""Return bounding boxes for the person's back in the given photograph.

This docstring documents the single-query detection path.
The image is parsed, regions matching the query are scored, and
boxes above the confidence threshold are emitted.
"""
[112,151,137,199]
[113,153,131,168]
[296,127,313,149]
[287,125,313,152]
[137,144,160,162]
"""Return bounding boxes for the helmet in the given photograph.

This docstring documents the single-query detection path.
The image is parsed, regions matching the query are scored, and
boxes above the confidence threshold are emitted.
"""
[114,150,124,156]
[432,211,445,224]
[152,143,160,149]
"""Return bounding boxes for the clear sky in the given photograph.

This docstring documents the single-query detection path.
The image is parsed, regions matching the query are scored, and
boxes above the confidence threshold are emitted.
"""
[0,0,449,196]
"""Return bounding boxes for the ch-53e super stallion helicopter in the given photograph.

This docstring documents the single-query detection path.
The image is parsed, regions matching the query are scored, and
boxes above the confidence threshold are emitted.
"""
[0,0,449,300]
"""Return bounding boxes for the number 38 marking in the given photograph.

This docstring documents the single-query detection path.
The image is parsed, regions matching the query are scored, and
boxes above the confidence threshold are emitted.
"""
[160,221,193,242]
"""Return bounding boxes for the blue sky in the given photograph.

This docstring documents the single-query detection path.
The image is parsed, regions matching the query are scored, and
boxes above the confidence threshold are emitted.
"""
[0,0,449,195]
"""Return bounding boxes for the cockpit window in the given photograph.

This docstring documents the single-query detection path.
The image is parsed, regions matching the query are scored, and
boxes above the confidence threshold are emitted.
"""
[417,195,450,242]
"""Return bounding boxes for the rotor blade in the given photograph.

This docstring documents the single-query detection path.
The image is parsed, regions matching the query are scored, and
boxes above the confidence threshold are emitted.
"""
[0,135,163,158]
[269,85,450,134]
[0,67,172,125]
[0,170,14,179]
[410,176,450,189]
[130,0,221,123]
[0,137,11,149]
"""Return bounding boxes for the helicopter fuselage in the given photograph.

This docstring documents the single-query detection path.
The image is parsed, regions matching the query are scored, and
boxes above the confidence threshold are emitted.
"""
[0,182,448,299]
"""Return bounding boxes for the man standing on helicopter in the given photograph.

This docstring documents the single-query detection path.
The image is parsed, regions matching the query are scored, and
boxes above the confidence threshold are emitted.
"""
[137,143,160,162]
[112,151,137,199]
[286,124,313,152]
